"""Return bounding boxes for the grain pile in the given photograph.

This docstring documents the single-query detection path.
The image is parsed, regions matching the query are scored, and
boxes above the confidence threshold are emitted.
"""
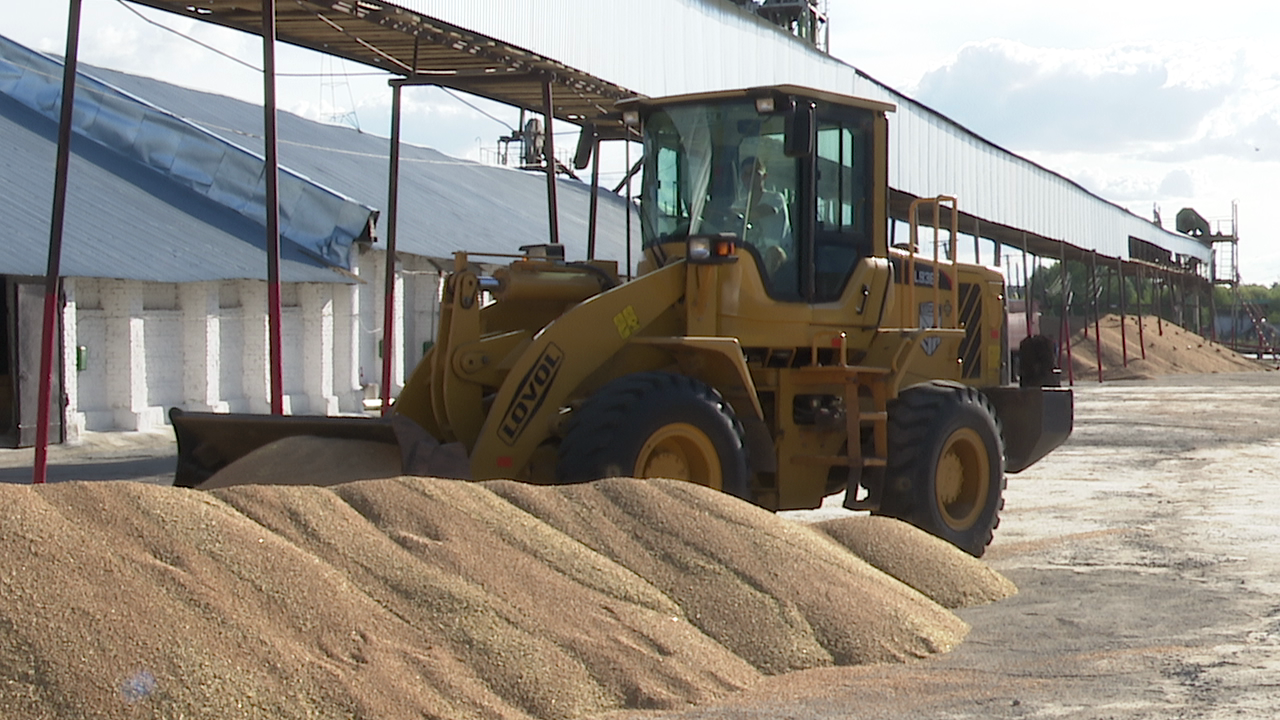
[1064,314,1269,381]
[814,516,1017,609]
[197,436,402,489]
[486,479,966,673]
[0,477,982,720]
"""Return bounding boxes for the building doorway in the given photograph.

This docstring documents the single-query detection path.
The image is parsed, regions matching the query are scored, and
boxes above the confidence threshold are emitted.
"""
[1,278,62,448]
[0,278,12,445]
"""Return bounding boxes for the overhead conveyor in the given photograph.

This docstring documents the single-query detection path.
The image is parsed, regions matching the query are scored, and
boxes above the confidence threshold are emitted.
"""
[126,0,640,137]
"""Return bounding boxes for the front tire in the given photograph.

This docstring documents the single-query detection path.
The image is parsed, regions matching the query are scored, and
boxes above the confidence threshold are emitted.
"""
[556,372,751,499]
[878,381,1005,557]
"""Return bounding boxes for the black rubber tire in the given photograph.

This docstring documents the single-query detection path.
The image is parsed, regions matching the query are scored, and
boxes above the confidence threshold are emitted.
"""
[876,381,1005,557]
[556,372,751,499]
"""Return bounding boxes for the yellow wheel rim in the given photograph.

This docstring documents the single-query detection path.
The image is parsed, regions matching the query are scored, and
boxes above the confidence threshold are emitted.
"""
[934,427,990,530]
[634,423,723,490]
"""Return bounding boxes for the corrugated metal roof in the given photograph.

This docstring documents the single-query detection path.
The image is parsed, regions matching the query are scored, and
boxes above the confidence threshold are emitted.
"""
[1,31,639,283]
[0,34,376,270]
[0,86,349,284]
[84,66,640,268]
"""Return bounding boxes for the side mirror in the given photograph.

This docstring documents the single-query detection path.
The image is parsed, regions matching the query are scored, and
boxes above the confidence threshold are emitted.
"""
[784,101,815,158]
[573,123,597,170]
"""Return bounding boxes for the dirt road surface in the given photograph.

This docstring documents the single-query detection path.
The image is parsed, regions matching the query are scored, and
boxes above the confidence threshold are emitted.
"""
[0,430,174,485]
[599,372,1280,720]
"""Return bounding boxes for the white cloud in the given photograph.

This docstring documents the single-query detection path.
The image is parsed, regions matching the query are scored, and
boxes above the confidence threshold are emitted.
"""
[914,39,1236,153]
[1145,110,1280,163]
[1158,169,1195,198]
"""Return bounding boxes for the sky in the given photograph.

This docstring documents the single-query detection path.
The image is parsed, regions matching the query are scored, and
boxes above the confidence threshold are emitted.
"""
[6,0,1280,283]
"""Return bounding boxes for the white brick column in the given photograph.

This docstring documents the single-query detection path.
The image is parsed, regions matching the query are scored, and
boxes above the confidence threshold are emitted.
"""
[180,282,226,412]
[357,250,378,399]
[332,281,361,412]
[389,259,406,395]
[300,284,338,415]
[102,280,148,430]
[60,278,82,442]
[239,280,271,414]
[372,250,406,396]
[409,268,442,370]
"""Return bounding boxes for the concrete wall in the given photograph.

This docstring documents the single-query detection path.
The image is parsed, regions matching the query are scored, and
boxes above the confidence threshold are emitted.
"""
[60,247,443,439]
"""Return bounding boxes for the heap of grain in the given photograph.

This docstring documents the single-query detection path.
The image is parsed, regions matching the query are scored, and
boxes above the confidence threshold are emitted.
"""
[0,472,1002,720]
[1064,314,1269,381]
[815,515,1017,608]
[486,479,965,672]
[197,436,402,489]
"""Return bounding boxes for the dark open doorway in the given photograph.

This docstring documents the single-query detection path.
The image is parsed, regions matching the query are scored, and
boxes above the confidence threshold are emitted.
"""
[1,278,63,449]
[0,277,13,445]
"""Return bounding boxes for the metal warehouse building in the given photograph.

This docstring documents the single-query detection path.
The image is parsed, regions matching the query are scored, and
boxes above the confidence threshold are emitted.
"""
[0,33,634,446]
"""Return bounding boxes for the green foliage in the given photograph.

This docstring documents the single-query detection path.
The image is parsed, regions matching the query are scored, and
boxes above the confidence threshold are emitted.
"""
[1011,260,1216,334]
[1020,260,1168,314]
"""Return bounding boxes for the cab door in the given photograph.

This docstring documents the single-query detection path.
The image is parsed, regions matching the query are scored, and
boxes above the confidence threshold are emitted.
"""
[807,105,888,331]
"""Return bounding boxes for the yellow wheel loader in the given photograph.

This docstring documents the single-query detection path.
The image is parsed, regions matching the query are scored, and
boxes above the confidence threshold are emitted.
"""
[172,85,1072,557]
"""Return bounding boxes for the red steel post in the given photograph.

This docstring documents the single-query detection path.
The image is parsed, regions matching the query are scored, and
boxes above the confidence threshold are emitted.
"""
[33,0,85,483]
[1091,252,1103,383]
[1117,257,1128,367]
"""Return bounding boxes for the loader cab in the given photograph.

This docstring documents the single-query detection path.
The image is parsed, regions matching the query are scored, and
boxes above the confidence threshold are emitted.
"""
[632,86,892,305]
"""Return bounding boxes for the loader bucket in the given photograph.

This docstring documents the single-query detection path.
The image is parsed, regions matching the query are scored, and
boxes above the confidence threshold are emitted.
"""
[983,386,1073,473]
[169,408,398,488]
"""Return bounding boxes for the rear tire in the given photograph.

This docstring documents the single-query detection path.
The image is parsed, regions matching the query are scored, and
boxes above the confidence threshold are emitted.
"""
[556,372,751,499]
[877,381,1005,557]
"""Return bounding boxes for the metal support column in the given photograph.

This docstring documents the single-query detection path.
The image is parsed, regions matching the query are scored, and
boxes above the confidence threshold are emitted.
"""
[1060,244,1074,386]
[586,134,600,259]
[32,0,84,484]
[1233,283,1240,347]
[1178,272,1186,329]
[380,81,404,415]
[1021,233,1032,340]
[1156,272,1164,336]
[1209,276,1218,342]
[262,0,284,415]
[1091,251,1103,383]
[1116,257,1128,368]
[1136,263,1147,360]
[1195,279,1203,340]
[625,134,634,279]
[542,79,560,245]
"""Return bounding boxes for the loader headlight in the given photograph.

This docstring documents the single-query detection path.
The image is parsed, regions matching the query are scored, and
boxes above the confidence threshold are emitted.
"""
[687,233,739,265]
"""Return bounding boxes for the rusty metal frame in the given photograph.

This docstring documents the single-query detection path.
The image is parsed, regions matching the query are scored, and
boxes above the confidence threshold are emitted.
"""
[122,0,639,136]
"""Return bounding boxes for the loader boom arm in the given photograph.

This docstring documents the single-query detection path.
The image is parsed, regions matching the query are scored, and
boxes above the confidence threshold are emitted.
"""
[469,261,688,480]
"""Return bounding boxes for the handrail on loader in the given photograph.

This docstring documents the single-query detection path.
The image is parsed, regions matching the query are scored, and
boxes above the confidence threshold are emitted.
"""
[902,195,961,331]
